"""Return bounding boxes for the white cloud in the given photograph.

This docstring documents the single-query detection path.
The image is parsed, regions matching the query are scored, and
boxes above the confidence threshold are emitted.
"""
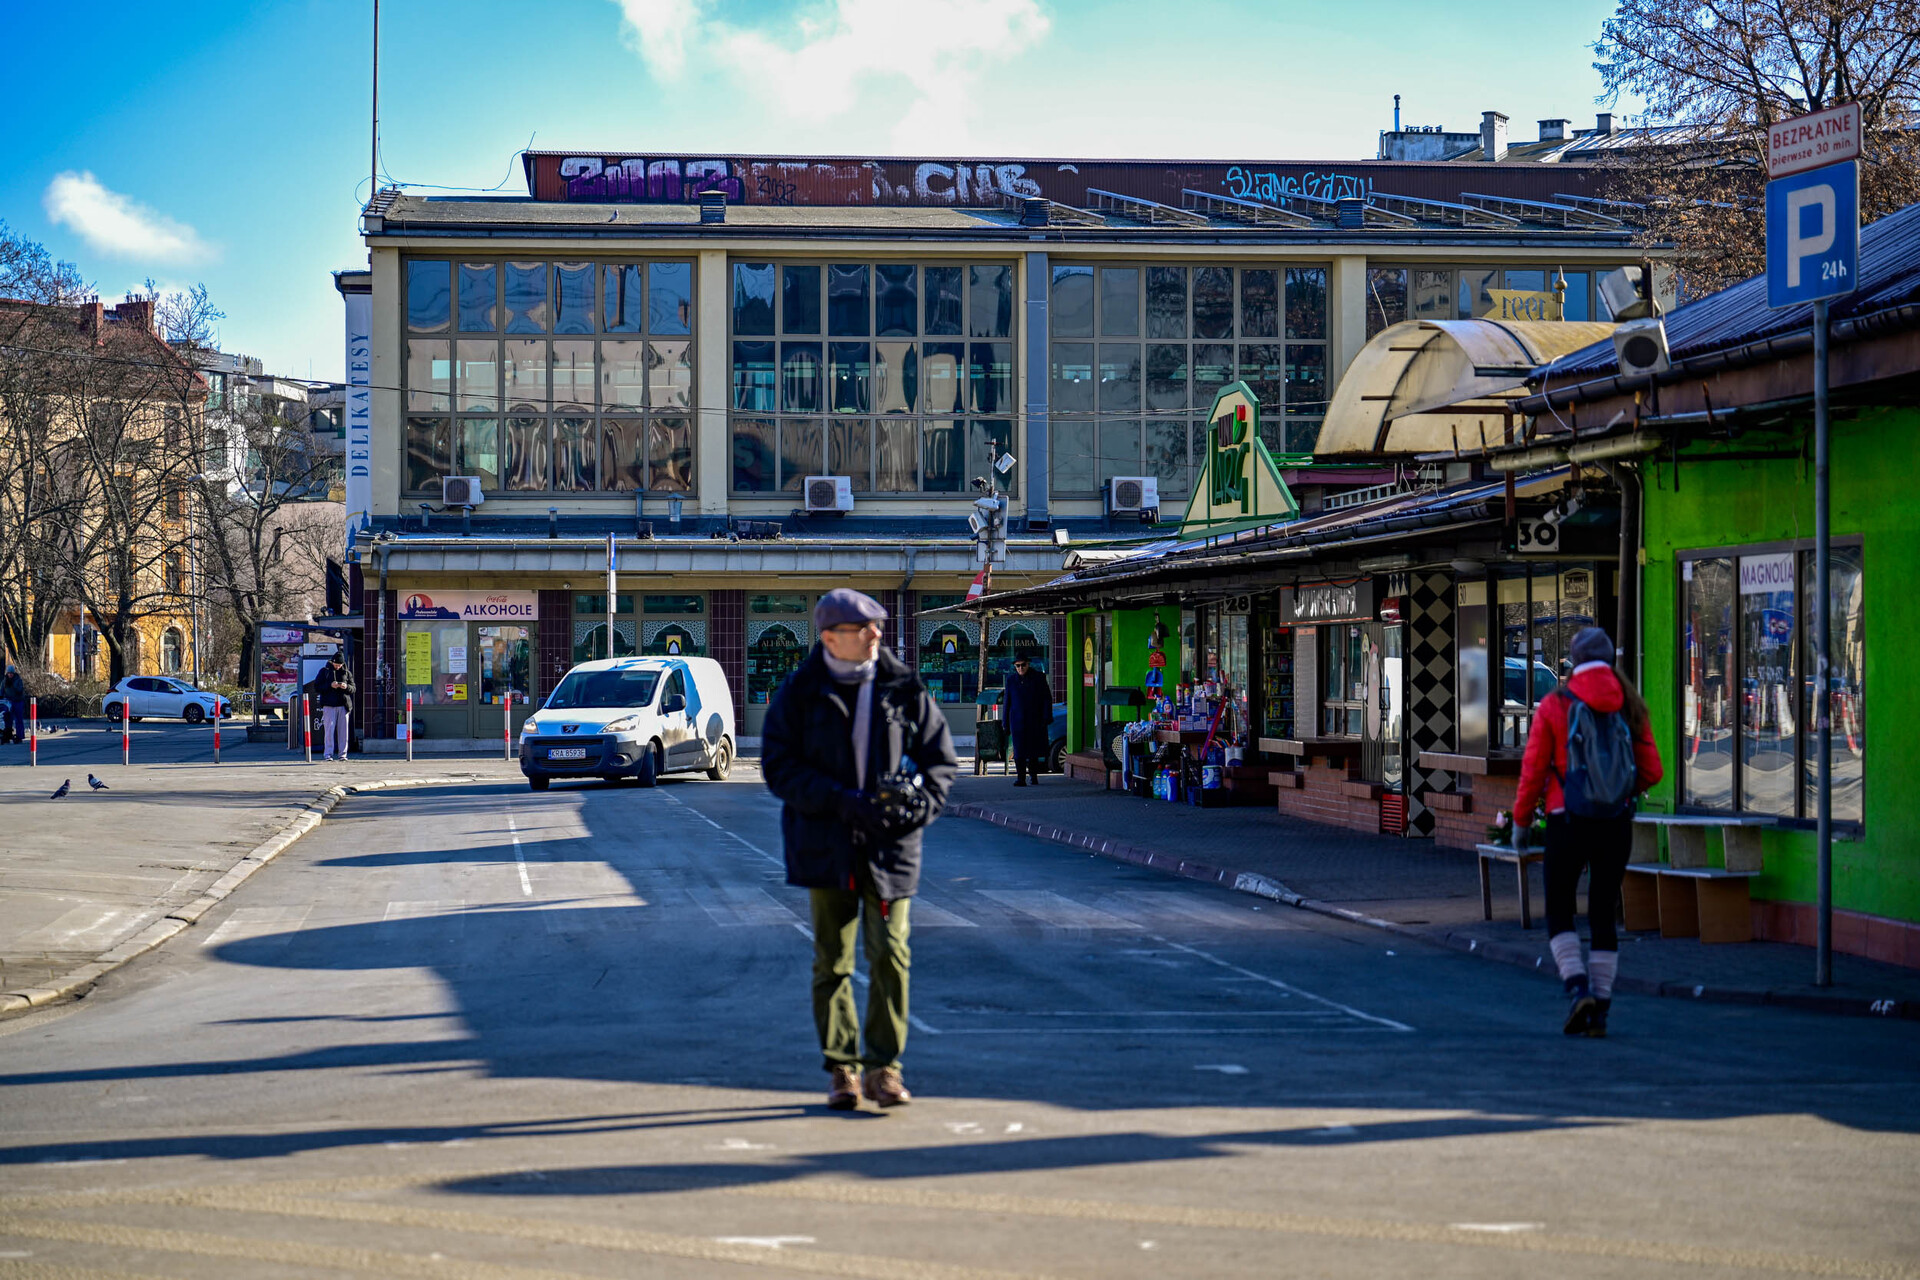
[611,0,1050,147]
[612,0,706,78]
[42,171,211,264]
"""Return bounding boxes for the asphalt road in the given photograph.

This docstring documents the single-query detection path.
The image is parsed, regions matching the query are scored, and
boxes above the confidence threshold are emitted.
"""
[1,766,1916,1279]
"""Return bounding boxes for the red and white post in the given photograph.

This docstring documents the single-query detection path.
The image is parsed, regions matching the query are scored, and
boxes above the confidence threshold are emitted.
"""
[28,696,37,767]
[212,702,222,763]
[302,694,312,763]
[121,699,130,766]
[404,692,414,763]
[504,700,512,761]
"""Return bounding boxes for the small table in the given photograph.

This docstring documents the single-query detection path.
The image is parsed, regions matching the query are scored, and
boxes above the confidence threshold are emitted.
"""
[1475,843,1546,929]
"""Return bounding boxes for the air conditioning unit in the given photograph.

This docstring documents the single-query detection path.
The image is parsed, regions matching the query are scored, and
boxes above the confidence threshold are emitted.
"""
[1108,475,1159,514]
[804,475,854,512]
[441,475,485,507]
[1612,317,1671,377]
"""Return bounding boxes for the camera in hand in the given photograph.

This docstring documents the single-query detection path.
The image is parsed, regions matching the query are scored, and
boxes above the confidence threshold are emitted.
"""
[870,768,932,834]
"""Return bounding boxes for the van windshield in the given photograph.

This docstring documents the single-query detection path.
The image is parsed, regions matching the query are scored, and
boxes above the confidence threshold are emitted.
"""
[547,669,661,709]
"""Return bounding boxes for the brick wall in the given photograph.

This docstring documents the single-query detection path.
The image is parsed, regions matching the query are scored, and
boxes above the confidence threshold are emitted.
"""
[1426,774,1519,849]
[1273,754,1382,833]
[358,588,398,738]
[536,590,573,703]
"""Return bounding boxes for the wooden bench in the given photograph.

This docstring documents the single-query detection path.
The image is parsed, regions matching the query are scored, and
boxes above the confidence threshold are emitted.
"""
[1633,813,1775,872]
[1622,864,1762,943]
[1475,843,1546,929]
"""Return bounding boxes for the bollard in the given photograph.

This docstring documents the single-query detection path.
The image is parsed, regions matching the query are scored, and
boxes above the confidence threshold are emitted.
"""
[122,699,130,767]
[213,702,221,764]
[302,694,312,763]
[28,697,36,767]
[404,693,414,763]
[504,703,512,761]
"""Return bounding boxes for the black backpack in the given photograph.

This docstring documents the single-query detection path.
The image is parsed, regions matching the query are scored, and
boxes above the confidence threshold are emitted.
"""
[1557,689,1638,818]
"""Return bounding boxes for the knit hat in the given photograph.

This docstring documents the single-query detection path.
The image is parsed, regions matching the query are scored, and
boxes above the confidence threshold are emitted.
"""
[1569,627,1615,666]
[813,587,887,632]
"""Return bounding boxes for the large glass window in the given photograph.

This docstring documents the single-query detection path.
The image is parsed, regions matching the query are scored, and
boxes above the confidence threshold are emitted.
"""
[1049,263,1331,496]
[731,260,1019,495]
[403,257,697,494]
[1679,545,1865,824]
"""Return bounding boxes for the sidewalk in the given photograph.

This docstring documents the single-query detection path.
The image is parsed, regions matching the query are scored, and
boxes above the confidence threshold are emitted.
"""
[946,771,1920,1021]
[1,720,515,1014]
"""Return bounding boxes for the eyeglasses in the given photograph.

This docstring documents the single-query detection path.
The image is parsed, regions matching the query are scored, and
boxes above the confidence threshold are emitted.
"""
[824,622,883,636]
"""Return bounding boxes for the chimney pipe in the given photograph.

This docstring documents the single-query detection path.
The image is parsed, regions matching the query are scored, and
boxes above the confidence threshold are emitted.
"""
[1481,111,1509,162]
[1538,118,1569,142]
[1394,93,1401,132]
[1596,112,1614,136]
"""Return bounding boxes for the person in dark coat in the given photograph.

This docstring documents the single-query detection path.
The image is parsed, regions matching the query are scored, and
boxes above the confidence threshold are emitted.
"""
[304,654,355,761]
[2,665,26,745]
[1002,655,1053,785]
[761,588,958,1111]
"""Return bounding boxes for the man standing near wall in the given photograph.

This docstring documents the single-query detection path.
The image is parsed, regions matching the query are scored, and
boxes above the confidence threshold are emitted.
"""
[307,653,355,762]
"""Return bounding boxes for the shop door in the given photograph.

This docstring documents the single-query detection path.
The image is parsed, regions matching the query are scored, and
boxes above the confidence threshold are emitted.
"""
[473,625,533,742]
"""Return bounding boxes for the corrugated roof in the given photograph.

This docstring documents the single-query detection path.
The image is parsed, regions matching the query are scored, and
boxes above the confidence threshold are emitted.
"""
[1539,201,1920,382]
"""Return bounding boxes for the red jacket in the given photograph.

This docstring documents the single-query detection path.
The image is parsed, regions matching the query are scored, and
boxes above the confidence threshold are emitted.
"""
[1513,664,1663,821]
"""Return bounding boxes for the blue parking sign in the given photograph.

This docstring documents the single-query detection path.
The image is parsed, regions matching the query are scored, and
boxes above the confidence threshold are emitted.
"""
[1767,160,1858,308]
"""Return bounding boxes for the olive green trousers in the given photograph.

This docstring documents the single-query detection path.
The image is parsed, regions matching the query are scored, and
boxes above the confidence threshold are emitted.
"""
[808,883,911,1073]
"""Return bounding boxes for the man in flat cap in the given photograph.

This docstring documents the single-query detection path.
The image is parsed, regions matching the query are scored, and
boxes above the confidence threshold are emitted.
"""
[762,587,958,1110]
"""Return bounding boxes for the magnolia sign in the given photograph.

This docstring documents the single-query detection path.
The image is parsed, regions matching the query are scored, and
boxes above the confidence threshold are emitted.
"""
[1739,552,1796,595]
[399,591,540,620]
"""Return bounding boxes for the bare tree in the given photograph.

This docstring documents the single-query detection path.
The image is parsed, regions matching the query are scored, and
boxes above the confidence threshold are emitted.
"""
[1594,0,1920,293]
[0,220,90,305]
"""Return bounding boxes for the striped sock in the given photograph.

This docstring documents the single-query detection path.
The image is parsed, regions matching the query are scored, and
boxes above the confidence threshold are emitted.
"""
[1549,932,1587,985]
[1589,950,1618,1001]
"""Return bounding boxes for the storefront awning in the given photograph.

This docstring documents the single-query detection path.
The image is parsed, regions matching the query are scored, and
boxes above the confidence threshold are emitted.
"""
[1316,319,1617,456]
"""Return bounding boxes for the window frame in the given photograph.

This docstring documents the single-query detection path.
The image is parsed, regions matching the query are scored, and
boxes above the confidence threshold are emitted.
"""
[1674,536,1866,829]
[400,255,698,497]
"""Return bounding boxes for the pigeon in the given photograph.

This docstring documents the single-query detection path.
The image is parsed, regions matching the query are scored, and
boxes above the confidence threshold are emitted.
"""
[49,779,70,799]
[87,774,108,791]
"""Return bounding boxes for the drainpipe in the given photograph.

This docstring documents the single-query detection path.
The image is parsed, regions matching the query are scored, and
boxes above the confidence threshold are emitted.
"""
[1600,460,1641,686]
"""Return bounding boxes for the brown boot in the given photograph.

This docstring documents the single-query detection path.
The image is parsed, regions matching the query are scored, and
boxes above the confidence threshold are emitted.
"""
[826,1065,862,1110]
[863,1066,912,1107]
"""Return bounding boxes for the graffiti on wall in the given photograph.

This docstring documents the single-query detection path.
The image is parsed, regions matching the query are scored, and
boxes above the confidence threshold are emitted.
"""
[1223,167,1374,203]
[527,154,1597,208]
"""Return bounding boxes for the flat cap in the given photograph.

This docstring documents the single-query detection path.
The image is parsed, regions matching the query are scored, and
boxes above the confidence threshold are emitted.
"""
[814,587,888,632]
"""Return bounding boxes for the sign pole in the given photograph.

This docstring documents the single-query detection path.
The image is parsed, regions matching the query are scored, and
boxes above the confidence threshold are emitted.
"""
[1814,296,1833,987]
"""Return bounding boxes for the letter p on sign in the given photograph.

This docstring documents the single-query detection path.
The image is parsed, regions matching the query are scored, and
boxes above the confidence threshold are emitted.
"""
[1766,159,1858,309]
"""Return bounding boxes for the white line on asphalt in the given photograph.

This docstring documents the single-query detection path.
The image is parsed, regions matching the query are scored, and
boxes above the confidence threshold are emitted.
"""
[1153,936,1414,1032]
[504,806,533,896]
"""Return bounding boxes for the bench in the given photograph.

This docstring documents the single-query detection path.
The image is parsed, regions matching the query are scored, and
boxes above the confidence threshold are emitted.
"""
[1475,843,1546,929]
[1633,813,1776,872]
[1622,865,1762,943]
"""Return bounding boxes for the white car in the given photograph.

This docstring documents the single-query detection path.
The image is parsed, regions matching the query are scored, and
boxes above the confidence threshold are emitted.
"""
[101,676,234,724]
[519,656,736,791]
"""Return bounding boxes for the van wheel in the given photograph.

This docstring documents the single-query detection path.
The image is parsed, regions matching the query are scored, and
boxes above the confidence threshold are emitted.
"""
[706,738,733,781]
[635,742,660,788]
[1048,740,1066,774]
[529,775,549,792]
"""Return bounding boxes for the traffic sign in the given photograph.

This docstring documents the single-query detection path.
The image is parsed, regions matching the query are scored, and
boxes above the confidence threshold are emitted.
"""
[1768,102,1860,179]
[1766,160,1858,309]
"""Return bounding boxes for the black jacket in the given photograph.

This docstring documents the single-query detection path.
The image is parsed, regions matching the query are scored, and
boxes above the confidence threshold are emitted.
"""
[1002,666,1053,753]
[762,645,958,899]
[306,663,355,713]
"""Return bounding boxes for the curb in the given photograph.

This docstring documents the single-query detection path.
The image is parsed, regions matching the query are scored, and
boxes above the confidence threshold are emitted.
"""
[946,801,1920,1023]
[0,774,491,1018]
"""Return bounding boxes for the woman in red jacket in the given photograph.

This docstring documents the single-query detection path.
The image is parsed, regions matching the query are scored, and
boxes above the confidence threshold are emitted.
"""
[1514,627,1664,1038]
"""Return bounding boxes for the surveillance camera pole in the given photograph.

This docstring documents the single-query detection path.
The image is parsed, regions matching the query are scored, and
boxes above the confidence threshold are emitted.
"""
[973,448,1003,776]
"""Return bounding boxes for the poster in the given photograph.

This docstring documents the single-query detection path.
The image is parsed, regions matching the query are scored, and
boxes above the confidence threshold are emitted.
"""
[404,631,433,687]
[448,645,468,674]
[446,682,467,701]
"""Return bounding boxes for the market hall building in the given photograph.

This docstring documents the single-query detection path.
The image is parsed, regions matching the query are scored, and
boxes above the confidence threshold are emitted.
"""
[341,146,1653,747]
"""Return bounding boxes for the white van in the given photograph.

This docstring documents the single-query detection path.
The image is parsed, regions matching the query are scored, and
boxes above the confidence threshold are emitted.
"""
[518,656,736,791]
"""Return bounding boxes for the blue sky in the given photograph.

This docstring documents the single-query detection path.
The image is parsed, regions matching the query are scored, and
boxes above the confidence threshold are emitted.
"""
[3,0,1631,380]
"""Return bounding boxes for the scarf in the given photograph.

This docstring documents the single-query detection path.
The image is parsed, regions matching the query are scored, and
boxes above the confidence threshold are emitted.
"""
[823,652,877,789]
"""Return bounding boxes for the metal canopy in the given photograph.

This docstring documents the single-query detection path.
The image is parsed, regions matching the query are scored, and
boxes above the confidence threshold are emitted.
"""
[1315,318,1617,456]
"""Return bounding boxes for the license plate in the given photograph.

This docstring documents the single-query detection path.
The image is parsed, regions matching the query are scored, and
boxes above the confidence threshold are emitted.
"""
[548,747,588,760]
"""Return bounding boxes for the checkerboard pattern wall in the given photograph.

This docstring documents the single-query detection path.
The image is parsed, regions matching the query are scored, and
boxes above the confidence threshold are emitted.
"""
[1406,572,1456,837]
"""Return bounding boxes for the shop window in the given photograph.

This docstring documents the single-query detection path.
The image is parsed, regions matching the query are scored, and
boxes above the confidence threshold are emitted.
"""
[748,600,810,706]
[400,621,469,706]
[407,340,451,411]
[405,417,451,492]
[920,621,979,705]
[1240,269,1279,339]
[553,262,595,335]
[605,264,645,333]
[460,418,499,489]
[645,623,703,657]
[873,342,917,415]
[1679,546,1863,824]
[1412,269,1452,320]
[1285,267,1326,339]
[1192,267,1233,339]
[830,420,871,491]
[969,265,1013,338]
[923,266,964,335]
[1321,624,1367,736]
[1458,268,1498,319]
[1145,267,1186,338]
[733,262,776,335]
[458,263,498,333]
[573,621,637,664]
[648,262,692,335]
[504,262,550,333]
[828,264,871,337]
[1099,267,1139,337]
[876,264,917,337]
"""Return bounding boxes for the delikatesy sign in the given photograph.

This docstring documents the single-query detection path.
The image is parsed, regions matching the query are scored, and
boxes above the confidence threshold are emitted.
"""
[1766,159,1858,309]
[399,591,539,620]
[1768,102,1861,180]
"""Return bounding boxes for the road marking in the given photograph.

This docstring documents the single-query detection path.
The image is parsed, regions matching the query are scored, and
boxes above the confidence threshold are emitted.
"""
[976,890,1140,930]
[17,906,139,951]
[714,1236,816,1249]
[687,886,802,928]
[904,899,975,928]
[504,806,533,897]
[1153,936,1413,1032]
[1196,1064,1248,1074]
[1455,1223,1544,1233]
[1099,890,1291,930]
[199,906,312,949]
